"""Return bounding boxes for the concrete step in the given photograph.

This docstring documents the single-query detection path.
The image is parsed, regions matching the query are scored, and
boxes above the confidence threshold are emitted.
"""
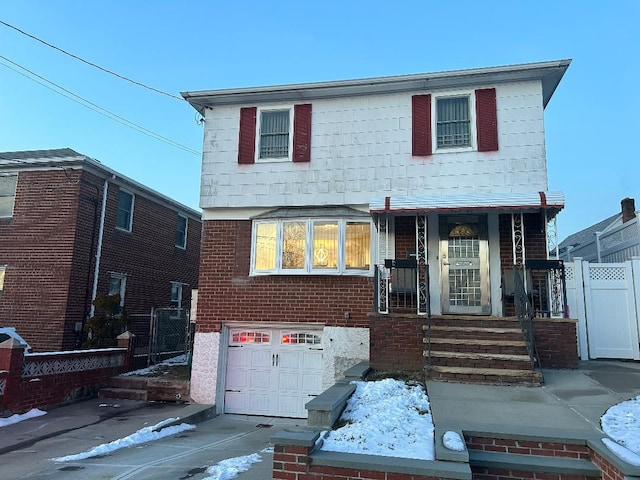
[426,325,524,341]
[427,350,533,370]
[427,316,520,329]
[428,337,529,356]
[98,387,147,401]
[427,366,542,386]
[108,375,149,390]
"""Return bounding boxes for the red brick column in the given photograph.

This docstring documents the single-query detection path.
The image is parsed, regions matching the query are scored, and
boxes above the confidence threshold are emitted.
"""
[0,338,26,412]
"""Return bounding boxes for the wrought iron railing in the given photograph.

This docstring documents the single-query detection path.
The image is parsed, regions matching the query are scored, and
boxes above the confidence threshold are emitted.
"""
[512,267,539,370]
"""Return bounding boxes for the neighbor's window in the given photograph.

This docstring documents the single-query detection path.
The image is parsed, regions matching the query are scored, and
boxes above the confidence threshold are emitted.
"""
[0,265,6,300]
[116,189,134,231]
[176,214,188,249]
[437,96,471,148]
[170,282,183,309]
[0,174,18,218]
[108,273,127,307]
[251,218,372,275]
[258,109,291,160]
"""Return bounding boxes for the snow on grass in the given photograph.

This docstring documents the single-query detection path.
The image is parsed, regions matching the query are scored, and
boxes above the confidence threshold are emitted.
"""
[601,394,640,460]
[320,378,435,460]
[52,417,195,462]
[0,408,47,427]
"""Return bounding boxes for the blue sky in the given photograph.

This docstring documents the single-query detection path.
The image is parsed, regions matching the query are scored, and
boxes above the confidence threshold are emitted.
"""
[1,1,638,241]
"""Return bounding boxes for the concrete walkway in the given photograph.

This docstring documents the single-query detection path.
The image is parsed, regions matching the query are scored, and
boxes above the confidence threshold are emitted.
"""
[427,360,640,440]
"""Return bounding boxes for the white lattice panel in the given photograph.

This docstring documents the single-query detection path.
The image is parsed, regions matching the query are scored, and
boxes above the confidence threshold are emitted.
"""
[22,353,124,378]
[589,266,626,282]
[565,265,575,281]
[0,377,6,396]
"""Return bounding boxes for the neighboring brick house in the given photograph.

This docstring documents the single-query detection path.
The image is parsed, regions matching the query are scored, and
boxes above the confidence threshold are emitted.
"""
[0,149,201,352]
[182,59,571,417]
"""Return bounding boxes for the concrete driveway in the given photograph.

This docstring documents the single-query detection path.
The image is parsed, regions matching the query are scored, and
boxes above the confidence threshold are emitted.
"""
[0,399,304,479]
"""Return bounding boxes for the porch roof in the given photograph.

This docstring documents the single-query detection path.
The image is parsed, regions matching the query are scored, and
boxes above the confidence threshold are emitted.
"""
[370,191,564,216]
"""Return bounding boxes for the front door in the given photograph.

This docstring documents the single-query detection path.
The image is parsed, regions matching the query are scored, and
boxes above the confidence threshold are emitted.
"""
[439,215,490,314]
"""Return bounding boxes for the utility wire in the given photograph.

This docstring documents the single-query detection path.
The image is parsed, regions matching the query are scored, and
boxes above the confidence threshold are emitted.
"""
[0,19,183,101]
[0,54,200,156]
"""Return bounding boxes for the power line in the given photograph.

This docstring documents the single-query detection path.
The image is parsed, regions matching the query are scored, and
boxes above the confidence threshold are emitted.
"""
[0,19,183,101]
[0,54,200,156]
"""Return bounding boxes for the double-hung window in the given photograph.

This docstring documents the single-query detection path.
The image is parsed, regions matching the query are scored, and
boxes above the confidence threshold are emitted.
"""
[258,108,292,161]
[108,273,127,307]
[116,189,134,231]
[0,174,18,218]
[176,214,188,249]
[251,218,372,275]
[436,96,471,148]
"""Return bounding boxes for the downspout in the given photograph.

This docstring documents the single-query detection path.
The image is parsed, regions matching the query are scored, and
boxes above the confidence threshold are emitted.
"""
[90,175,114,318]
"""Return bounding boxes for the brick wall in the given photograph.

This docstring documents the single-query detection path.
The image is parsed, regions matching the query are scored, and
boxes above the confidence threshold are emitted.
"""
[533,318,579,368]
[0,168,201,352]
[591,449,627,480]
[369,314,425,373]
[196,220,374,334]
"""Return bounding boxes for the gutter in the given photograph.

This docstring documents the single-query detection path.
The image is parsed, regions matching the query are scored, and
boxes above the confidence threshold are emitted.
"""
[89,174,114,318]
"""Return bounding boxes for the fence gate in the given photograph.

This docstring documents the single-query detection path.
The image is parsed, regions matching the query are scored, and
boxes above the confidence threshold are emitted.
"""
[566,259,640,360]
[149,308,192,364]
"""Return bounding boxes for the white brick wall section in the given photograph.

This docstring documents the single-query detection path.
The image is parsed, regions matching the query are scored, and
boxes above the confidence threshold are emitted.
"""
[321,326,369,389]
[189,332,220,404]
[200,80,547,210]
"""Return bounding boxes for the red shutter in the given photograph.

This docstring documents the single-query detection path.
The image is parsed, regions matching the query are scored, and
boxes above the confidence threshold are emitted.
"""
[475,88,498,152]
[293,103,312,163]
[412,94,432,156]
[237,107,257,164]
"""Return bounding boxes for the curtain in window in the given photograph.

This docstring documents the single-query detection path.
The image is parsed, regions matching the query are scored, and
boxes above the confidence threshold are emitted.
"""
[345,222,370,269]
[313,222,338,269]
[260,110,290,158]
[255,223,277,270]
[437,97,470,147]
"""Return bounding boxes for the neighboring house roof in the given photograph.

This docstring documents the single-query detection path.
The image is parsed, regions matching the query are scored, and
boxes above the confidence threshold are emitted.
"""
[558,213,619,253]
[181,59,571,115]
[0,148,201,220]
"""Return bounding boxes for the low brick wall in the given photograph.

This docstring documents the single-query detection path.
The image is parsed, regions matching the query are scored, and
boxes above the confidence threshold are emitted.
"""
[369,314,425,374]
[0,334,134,413]
[533,318,579,369]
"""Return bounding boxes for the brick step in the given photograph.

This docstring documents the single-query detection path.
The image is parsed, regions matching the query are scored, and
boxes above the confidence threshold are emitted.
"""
[426,325,524,341]
[98,387,147,401]
[427,366,542,385]
[427,337,529,356]
[427,350,532,370]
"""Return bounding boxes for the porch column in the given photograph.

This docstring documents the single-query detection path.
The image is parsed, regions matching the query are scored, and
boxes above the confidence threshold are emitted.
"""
[375,215,390,314]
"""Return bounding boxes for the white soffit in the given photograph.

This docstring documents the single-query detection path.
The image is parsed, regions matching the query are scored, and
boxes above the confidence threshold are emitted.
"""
[370,191,565,214]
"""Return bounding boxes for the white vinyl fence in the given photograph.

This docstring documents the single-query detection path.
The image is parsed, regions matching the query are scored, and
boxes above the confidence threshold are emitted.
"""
[565,257,640,360]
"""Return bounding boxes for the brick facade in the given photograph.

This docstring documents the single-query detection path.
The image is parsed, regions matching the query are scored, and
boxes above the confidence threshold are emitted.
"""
[0,159,201,352]
[533,318,579,368]
[195,220,373,335]
[369,315,425,373]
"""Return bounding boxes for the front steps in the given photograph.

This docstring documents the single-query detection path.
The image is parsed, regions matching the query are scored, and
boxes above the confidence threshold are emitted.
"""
[424,316,542,385]
[99,375,190,402]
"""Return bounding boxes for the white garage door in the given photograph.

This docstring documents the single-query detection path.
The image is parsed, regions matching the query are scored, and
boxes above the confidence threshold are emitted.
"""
[224,328,323,418]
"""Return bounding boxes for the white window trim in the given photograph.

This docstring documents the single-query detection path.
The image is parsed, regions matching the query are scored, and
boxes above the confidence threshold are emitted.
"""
[0,174,18,219]
[250,217,374,276]
[176,214,188,249]
[0,264,6,298]
[433,91,477,153]
[254,105,294,163]
[108,272,127,307]
[116,189,135,232]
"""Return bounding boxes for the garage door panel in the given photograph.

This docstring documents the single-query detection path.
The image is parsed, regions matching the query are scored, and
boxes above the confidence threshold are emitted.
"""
[302,373,322,392]
[250,350,272,368]
[302,351,323,371]
[278,395,302,417]
[226,370,248,390]
[277,371,301,391]
[227,348,248,367]
[278,351,301,369]
[249,370,271,390]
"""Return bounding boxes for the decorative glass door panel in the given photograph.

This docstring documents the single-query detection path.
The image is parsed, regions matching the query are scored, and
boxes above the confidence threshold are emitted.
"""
[440,215,490,314]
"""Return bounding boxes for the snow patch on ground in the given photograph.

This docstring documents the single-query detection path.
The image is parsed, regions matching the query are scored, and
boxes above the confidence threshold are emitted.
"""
[0,408,47,427]
[320,378,435,460]
[52,418,195,462]
[121,354,188,376]
[202,453,263,480]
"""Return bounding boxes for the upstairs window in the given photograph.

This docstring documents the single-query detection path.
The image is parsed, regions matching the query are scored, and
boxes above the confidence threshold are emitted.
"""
[251,218,372,275]
[116,190,134,231]
[259,109,291,160]
[176,214,188,249]
[0,174,18,218]
[437,96,471,148]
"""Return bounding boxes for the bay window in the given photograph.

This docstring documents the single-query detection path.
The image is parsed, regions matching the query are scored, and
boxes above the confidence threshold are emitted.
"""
[251,218,372,275]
